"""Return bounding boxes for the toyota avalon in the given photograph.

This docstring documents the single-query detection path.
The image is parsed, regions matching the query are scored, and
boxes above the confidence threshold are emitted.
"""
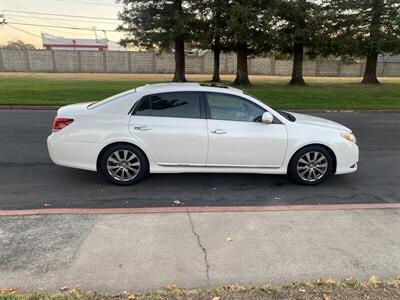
[47,83,358,185]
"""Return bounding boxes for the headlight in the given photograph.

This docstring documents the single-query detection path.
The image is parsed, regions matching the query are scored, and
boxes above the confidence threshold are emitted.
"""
[340,132,357,144]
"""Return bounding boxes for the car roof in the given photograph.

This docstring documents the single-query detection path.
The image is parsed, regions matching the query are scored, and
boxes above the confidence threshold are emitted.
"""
[136,82,244,95]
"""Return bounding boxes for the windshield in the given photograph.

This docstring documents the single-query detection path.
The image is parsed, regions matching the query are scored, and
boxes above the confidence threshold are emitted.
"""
[245,93,296,122]
[276,110,296,122]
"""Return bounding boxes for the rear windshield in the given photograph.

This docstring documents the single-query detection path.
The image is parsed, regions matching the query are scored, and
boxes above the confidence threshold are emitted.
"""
[88,89,136,109]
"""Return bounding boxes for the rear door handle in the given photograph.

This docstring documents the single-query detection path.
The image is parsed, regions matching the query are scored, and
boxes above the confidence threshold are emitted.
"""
[134,125,152,131]
[210,129,226,134]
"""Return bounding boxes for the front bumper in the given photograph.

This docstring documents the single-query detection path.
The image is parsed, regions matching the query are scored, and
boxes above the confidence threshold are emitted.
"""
[334,141,359,175]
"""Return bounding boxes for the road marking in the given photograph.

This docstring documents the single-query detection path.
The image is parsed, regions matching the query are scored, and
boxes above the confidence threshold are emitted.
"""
[0,203,399,216]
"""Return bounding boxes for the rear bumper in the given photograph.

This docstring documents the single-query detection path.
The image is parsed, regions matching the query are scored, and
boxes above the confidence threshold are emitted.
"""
[47,134,98,171]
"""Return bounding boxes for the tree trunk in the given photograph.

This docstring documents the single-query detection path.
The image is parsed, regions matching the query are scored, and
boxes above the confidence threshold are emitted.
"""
[289,44,306,86]
[212,39,221,82]
[173,36,187,82]
[233,43,250,86]
[362,50,380,84]
[362,0,382,84]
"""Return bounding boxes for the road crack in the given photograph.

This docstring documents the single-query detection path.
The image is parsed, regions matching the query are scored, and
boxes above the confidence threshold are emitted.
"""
[186,211,210,286]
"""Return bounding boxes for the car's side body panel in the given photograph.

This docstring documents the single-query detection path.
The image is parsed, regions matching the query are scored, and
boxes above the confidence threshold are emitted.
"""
[148,164,287,174]
[129,115,208,166]
[283,122,359,175]
[206,119,288,167]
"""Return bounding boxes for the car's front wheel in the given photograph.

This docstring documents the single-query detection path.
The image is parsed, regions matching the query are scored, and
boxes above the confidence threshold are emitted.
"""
[99,144,148,185]
[288,146,333,185]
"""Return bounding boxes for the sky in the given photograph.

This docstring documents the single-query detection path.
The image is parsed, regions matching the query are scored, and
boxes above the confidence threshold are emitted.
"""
[0,0,125,49]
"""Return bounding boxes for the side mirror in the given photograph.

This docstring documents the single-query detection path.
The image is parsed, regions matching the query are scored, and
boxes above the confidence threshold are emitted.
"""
[261,112,274,124]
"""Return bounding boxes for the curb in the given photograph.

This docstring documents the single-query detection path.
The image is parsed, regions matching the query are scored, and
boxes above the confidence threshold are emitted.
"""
[0,105,60,110]
[0,203,399,216]
[1,105,400,113]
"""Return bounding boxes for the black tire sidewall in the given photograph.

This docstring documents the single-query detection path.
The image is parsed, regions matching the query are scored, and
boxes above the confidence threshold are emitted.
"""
[288,146,333,186]
[99,144,149,185]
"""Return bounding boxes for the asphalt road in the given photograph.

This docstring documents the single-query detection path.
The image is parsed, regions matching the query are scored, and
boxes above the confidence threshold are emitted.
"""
[0,111,399,210]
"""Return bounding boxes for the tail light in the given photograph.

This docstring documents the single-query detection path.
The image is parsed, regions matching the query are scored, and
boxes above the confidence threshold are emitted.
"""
[52,117,74,132]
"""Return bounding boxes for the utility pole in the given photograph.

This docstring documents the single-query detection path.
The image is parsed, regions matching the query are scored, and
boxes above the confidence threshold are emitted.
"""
[93,26,98,41]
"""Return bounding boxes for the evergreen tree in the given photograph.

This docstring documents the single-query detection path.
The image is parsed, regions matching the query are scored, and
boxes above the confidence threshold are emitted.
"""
[1,40,36,50]
[117,0,195,82]
[226,0,275,85]
[273,0,326,85]
[192,0,230,82]
[326,0,400,84]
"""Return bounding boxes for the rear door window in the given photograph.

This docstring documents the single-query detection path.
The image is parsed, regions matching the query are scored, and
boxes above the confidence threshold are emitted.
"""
[135,96,150,116]
[134,92,201,119]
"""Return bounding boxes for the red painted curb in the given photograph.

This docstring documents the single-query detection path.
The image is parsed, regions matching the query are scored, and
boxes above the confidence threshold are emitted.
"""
[0,203,399,216]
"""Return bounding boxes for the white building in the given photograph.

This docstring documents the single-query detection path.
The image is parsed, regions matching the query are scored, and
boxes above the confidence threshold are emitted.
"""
[42,33,108,51]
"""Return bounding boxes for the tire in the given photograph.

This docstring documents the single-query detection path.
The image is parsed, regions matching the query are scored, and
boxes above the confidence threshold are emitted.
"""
[288,145,333,186]
[98,144,149,186]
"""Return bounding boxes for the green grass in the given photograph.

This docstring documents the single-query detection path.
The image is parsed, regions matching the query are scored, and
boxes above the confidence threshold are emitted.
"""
[245,82,400,110]
[0,77,145,106]
[1,74,400,109]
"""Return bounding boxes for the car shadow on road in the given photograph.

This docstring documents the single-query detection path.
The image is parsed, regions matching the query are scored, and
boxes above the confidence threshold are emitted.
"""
[33,166,389,209]
[2,164,394,210]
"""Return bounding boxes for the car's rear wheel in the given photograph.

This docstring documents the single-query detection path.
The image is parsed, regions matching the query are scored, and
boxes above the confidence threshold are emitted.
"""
[288,146,333,185]
[99,144,148,185]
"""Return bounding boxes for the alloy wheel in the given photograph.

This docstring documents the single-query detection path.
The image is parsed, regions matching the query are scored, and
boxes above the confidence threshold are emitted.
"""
[106,150,141,182]
[296,151,328,182]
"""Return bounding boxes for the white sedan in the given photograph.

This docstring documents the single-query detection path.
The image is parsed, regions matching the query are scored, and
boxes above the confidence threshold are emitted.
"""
[47,83,358,186]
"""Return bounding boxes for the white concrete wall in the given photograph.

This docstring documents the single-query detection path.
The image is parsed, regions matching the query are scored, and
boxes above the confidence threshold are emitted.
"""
[0,49,399,77]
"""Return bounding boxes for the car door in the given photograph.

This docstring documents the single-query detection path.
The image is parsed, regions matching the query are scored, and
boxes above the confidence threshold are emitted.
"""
[129,91,208,166]
[205,92,287,167]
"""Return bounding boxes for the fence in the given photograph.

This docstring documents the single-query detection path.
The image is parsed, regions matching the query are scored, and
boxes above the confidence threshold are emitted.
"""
[0,49,399,77]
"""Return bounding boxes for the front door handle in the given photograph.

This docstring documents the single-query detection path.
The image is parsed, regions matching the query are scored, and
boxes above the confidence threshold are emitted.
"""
[210,129,226,134]
[134,125,152,131]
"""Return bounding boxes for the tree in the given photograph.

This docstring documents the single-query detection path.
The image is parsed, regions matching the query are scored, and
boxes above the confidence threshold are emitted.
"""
[117,0,195,82]
[225,0,275,85]
[193,0,230,82]
[326,0,400,84]
[1,40,35,50]
[273,0,326,85]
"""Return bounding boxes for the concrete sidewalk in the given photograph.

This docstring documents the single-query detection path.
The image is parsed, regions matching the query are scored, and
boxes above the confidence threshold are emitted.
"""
[0,209,399,292]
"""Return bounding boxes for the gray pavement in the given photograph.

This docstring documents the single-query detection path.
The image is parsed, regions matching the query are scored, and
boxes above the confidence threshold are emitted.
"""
[0,209,399,292]
[0,111,399,209]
